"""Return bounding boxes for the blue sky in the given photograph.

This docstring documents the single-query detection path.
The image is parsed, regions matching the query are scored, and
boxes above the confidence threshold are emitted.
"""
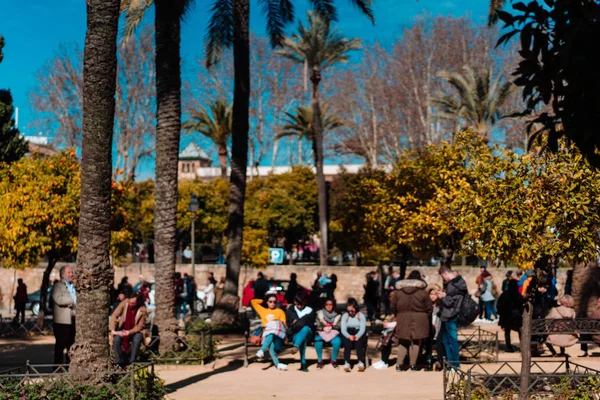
[0,0,491,179]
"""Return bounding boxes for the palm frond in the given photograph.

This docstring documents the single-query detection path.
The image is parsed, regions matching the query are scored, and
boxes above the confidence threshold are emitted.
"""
[183,100,232,145]
[121,0,153,42]
[308,0,338,22]
[488,0,507,25]
[347,0,375,24]
[259,0,288,47]
[205,0,234,69]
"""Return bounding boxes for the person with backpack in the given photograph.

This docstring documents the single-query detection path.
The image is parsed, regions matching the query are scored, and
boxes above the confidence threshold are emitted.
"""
[497,279,523,352]
[438,266,469,368]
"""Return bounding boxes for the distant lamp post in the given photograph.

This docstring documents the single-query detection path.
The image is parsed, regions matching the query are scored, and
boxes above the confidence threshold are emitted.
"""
[188,193,200,278]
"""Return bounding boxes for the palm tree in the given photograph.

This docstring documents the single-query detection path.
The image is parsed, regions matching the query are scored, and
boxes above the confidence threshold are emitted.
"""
[278,11,361,266]
[183,100,232,178]
[277,103,345,158]
[206,0,374,326]
[488,0,507,25]
[69,0,120,373]
[432,66,516,143]
[121,0,190,352]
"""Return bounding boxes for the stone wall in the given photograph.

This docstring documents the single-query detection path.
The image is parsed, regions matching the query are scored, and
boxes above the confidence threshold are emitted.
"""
[1,263,568,311]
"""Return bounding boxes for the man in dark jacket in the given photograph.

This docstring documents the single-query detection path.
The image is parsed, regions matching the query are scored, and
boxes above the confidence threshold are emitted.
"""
[286,293,315,372]
[253,272,269,301]
[438,266,467,367]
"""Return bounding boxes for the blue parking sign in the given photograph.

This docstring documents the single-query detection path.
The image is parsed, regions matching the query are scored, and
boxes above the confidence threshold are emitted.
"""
[270,248,284,264]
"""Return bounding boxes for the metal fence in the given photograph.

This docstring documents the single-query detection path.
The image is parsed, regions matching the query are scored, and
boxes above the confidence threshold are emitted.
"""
[443,359,600,399]
[457,327,499,361]
[0,315,53,337]
[0,361,159,400]
[143,329,215,365]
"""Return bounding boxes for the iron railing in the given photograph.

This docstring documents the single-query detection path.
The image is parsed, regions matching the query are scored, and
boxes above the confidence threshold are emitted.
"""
[443,359,600,399]
[0,361,158,400]
[143,329,215,364]
[0,315,53,337]
[458,327,499,361]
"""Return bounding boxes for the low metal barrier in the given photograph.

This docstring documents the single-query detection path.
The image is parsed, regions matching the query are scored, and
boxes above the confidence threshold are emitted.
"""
[143,329,215,364]
[0,361,159,400]
[458,327,499,361]
[443,359,600,399]
[0,315,54,337]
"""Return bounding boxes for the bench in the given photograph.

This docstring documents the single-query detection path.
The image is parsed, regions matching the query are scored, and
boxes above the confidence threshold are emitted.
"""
[240,311,370,368]
[531,318,600,350]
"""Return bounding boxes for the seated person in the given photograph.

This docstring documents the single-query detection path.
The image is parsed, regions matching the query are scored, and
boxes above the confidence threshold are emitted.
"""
[110,290,147,369]
[372,317,397,370]
[545,295,578,356]
[341,297,367,372]
[314,298,342,369]
[251,294,288,371]
[286,293,315,372]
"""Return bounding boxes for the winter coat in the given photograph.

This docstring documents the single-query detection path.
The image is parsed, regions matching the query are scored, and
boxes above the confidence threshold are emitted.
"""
[391,279,433,340]
[497,281,523,331]
[286,306,315,337]
[546,306,578,348]
[315,309,341,332]
[440,275,467,322]
[480,278,495,302]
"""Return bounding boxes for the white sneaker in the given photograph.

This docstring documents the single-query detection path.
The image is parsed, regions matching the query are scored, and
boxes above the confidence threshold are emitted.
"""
[276,363,288,371]
[372,361,389,370]
[343,362,352,372]
[256,350,264,360]
[357,362,365,372]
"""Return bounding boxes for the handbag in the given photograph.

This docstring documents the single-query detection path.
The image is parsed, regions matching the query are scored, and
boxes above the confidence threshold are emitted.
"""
[376,330,397,351]
[249,326,263,346]
[318,329,339,342]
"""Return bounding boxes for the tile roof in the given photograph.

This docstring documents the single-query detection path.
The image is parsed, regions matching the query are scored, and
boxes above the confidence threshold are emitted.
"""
[179,142,210,160]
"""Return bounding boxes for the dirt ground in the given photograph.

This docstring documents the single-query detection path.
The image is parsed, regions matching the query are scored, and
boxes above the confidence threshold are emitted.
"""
[4,322,600,400]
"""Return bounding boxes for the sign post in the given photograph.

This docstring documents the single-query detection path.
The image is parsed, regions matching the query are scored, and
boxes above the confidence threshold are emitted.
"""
[270,248,284,279]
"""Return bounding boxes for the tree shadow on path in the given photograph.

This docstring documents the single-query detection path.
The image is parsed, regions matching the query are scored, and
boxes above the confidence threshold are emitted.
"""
[165,359,245,392]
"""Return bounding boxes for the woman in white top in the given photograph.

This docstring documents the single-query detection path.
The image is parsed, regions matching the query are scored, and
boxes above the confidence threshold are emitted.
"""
[199,278,216,309]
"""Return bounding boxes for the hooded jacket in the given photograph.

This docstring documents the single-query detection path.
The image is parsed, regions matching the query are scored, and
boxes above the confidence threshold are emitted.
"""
[440,275,467,322]
[391,279,433,340]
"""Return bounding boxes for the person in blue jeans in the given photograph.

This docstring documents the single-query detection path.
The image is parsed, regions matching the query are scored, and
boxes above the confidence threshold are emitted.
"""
[479,271,498,321]
[438,266,468,368]
[314,299,342,369]
[286,293,315,372]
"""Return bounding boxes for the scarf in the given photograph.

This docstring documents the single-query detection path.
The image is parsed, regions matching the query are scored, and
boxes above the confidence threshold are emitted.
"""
[122,305,139,353]
[322,309,338,324]
[295,306,312,319]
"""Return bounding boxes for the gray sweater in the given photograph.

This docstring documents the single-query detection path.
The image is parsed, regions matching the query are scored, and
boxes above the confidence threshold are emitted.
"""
[341,312,366,339]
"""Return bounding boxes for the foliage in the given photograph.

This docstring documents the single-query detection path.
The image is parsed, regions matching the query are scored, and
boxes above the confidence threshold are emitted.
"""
[553,376,600,400]
[432,66,517,142]
[182,100,232,149]
[329,166,395,264]
[0,89,28,164]
[277,103,345,142]
[0,151,80,268]
[245,166,318,249]
[0,369,166,400]
[497,0,600,167]
[177,179,230,245]
[240,227,270,269]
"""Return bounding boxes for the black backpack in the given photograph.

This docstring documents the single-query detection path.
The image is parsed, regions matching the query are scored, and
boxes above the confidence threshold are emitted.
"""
[457,293,478,327]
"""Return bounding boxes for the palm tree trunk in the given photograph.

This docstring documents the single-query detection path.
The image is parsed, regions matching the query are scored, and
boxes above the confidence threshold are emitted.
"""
[310,70,328,266]
[218,143,228,178]
[211,0,250,327]
[153,0,183,353]
[69,0,119,373]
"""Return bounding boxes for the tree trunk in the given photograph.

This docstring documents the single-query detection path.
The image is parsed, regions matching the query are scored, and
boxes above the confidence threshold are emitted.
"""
[69,0,119,373]
[571,261,587,314]
[218,143,228,179]
[519,299,533,400]
[153,0,183,353]
[36,256,57,328]
[211,0,250,327]
[310,70,328,267]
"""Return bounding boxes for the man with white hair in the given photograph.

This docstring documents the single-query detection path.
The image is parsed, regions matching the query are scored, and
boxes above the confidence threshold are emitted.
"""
[52,265,76,365]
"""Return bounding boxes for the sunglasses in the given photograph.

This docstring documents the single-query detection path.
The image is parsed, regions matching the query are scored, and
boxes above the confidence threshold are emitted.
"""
[267,300,276,304]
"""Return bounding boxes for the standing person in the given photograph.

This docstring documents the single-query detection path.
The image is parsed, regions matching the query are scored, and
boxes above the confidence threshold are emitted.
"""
[215,277,225,305]
[117,276,132,296]
[110,291,147,369]
[285,273,299,305]
[384,268,399,315]
[545,295,578,357]
[497,280,523,352]
[286,293,315,372]
[341,298,367,372]
[479,271,498,321]
[183,245,193,263]
[52,266,77,365]
[173,272,185,319]
[13,279,28,324]
[314,298,342,369]
[363,272,378,321]
[427,286,445,370]
[253,272,269,301]
[391,270,433,371]
[185,275,197,315]
[531,284,552,356]
[199,277,216,311]
[475,266,486,319]
[502,271,513,292]
[324,274,338,300]
[251,294,288,371]
[438,266,467,368]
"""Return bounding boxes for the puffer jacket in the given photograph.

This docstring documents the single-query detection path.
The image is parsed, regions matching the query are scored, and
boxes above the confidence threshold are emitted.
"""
[440,275,467,322]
